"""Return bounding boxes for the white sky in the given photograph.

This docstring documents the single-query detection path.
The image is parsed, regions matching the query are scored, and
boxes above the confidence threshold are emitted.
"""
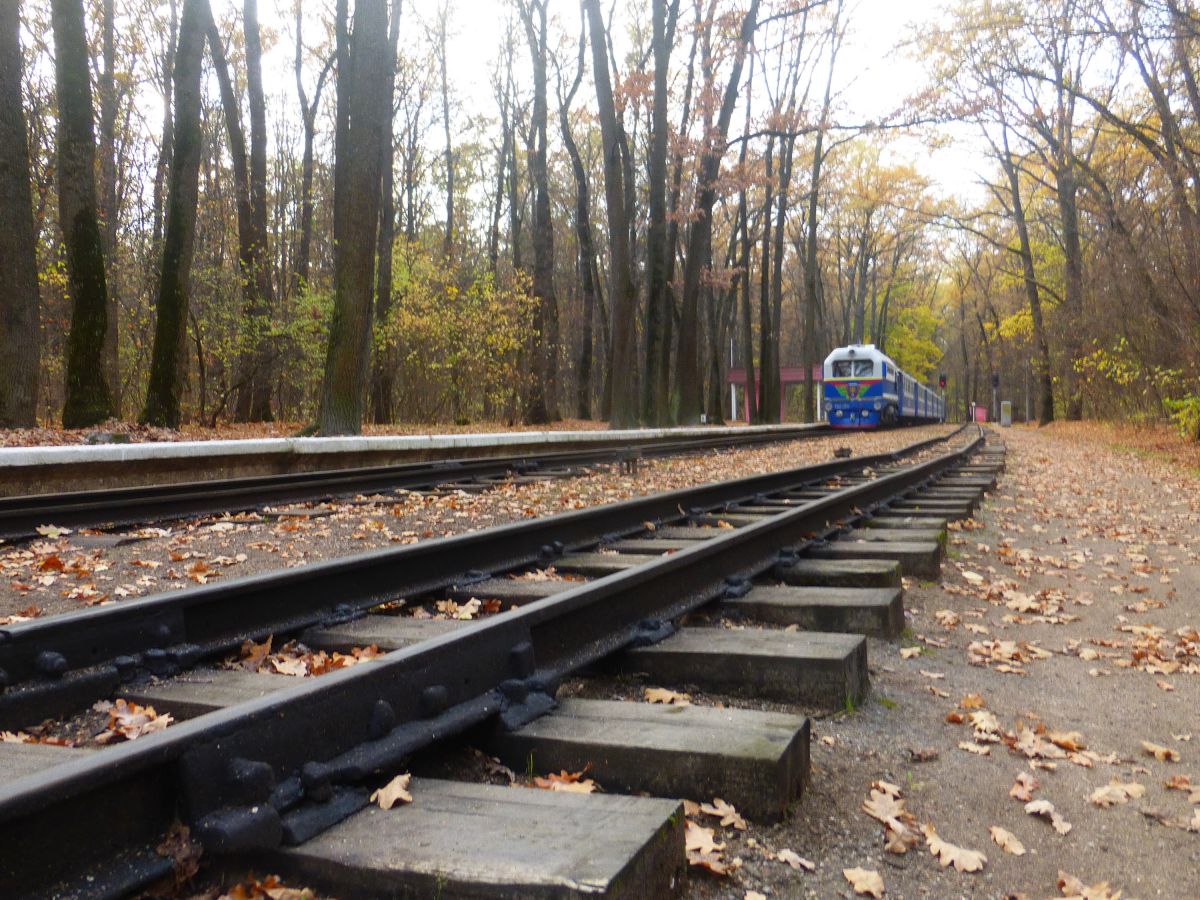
[247,0,986,202]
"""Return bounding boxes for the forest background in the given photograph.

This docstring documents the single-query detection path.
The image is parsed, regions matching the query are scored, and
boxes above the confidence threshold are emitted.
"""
[0,0,1197,438]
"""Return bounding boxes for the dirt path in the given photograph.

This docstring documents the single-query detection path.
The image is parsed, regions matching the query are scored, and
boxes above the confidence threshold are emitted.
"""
[692,425,1200,899]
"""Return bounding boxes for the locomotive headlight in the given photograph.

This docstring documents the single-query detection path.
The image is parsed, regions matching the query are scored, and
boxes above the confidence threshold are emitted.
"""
[873,401,882,411]
[824,401,833,412]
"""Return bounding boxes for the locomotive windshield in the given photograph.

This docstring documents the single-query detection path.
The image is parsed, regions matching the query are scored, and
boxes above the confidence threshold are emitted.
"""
[832,359,874,377]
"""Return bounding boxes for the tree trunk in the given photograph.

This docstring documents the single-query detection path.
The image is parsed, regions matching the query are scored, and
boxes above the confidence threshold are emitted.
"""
[140,0,207,427]
[757,137,776,423]
[802,0,842,424]
[676,0,758,425]
[0,0,40,427]
[371,1,403,424]
[1001,129,1054,425]
[559,35,597,421]
[317,0,391,435]
[641,0,674,425]
[214,0,275,423]
[583,0,638,427]
[293,6,333,292]
[52,0,114,428]
[436,5,454,258]
[1056,164,1084,420]
[519,0,558,424]
[98,0,120,413]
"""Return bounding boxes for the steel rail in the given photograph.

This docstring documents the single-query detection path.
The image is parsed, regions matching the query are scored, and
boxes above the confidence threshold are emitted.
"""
[0,426,982,898]
[0,426,832,542]
[0,426,961,728]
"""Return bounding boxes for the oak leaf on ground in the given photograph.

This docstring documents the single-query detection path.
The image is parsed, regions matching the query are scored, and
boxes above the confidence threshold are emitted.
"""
[369,773,413,809]
[842,867,884,898]
[921,823,987,872]
[989,825,1025,855]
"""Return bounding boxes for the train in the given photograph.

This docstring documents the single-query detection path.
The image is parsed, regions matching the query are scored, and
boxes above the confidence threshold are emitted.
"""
[822,344,945,429]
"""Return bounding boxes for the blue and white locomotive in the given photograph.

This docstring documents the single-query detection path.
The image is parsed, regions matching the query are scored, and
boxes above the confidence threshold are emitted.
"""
[822,344,945,429]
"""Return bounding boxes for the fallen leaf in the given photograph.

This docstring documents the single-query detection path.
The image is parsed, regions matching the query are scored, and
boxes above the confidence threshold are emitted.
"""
[1142,740,1180,763]
[900,646,921,659]
[93,699,173,743]
[1057,870,1122,899]
[1025,799,1072,834]
[699,797,746,830]
[958,741,991,756]
[989,825,1025,855]
[921,823,987,872]
[1010,772,1038,802]
[533,766,597,794]
[685,819,739,876]
[1089,780,1145,808]
[35,524,71,538]
[369,773,412,809]
[777,848,814,871]
[644,686,691,706]
[843,867,884,898]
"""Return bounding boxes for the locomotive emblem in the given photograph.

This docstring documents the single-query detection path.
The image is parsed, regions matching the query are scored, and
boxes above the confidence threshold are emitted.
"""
[847,382,860,399]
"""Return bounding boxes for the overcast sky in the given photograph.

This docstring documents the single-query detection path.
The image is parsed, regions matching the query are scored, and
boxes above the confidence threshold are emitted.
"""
[249,0,984,200]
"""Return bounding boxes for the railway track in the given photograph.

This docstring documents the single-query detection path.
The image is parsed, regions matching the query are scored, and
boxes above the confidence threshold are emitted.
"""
[0,425,833,542]
[0,424,1004,898]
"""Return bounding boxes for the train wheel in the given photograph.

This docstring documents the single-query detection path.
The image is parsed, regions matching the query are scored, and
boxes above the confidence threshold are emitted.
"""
[882,405,898,427]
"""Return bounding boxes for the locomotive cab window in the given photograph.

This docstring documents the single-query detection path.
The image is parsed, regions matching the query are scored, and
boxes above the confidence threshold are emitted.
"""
[832,359,874,377]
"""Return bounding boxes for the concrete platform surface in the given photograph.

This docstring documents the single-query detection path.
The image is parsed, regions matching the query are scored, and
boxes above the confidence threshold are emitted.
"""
[723,585,903,638]
[0,741,89,780]
[304,616,465,651]
[490,698,809,821]
[122,669,293,719]
[808,539,943,578]
[553,552,659,577]
[262,777,685,899]
[776,557,902,588]
[620,626,867,708]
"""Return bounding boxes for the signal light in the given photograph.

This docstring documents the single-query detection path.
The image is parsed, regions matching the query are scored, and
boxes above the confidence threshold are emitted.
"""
[938,374,947,389]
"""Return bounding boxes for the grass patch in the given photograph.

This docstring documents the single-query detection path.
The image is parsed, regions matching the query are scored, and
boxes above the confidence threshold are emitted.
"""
[876,696,898,710]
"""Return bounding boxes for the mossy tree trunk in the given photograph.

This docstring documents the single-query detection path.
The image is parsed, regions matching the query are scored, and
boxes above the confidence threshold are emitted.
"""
[51,0,114,428]
[140,0,207,427]
[0,0,40,427]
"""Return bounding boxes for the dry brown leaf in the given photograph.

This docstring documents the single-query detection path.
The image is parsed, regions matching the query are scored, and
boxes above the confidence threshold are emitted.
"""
[685,819,740,876]
[843,867,884,898]
[1089,780,1145,808]
[1057,870,1123,899]
[960,692,986,709]
[369,773,412,809]
[1025,799,1072,834]
[958,741,991,756]
[644,686,691,706]
[989,825,1025,856]
[699,797,746,830]
[93,698,173,743]
[776,848,815,871]
[1142,740,1180,762]
[900,646,921,659]
[1010,771,1038,802]
[533,766,597,793]
[921,823,987,872]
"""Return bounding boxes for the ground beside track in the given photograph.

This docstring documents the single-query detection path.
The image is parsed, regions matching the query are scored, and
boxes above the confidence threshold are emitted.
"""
[684,424,1200,899]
